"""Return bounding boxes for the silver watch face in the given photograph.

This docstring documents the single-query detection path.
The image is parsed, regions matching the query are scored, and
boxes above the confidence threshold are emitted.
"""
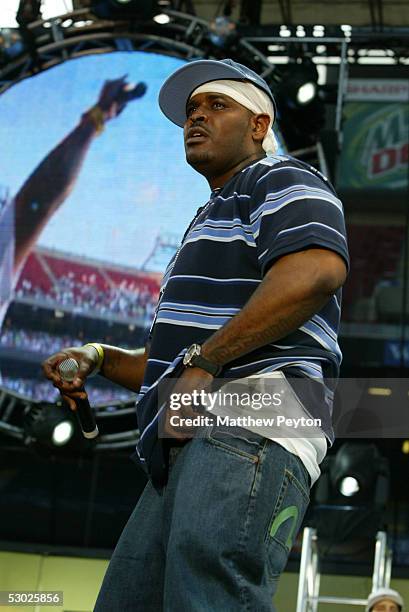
[183,343,201,366]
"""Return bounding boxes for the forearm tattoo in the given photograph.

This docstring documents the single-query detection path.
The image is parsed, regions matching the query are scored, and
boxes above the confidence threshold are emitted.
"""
[204,300,321,365]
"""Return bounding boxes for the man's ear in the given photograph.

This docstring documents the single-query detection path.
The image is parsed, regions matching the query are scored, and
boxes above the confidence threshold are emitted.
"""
[250,113,271,143]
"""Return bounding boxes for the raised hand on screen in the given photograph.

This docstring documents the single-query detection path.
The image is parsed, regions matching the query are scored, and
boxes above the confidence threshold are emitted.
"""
[96,75,147,120]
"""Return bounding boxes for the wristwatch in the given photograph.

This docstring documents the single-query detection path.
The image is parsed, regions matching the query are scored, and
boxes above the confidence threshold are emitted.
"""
[183,343,222,377]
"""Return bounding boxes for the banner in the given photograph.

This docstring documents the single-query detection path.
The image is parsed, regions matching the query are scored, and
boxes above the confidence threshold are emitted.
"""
[337,101,408,192]
[346,79,409,102]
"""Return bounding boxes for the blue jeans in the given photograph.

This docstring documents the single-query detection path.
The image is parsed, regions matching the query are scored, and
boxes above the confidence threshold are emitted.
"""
[94,426,310,611]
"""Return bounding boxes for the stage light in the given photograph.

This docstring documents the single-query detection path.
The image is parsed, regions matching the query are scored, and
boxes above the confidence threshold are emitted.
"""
[73,19,93,27]
[153,12,170,24]
[24,402,89,452]
[296,25,306,38]
[283,60,319,108]
[209,15,237,49]
[308,442,390,547]
[339,475,360,497]
[52,420,74,446]
[280,26,291,38]
[330,442,382,498]
[313,25,325,38]
[274,56,324,149]
[296,81,316,105]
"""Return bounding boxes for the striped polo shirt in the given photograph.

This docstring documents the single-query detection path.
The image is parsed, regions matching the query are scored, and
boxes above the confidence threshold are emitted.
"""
[139,154,349,443]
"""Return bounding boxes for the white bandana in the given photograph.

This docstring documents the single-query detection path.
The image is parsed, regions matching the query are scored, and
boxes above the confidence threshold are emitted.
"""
[190,79,278,155]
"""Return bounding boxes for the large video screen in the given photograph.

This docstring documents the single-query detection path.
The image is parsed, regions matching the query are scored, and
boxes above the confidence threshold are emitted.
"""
[0,51,282,403]
[1,52,213,270]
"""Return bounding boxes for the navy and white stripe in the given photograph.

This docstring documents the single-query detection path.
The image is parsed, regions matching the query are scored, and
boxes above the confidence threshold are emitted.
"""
[137,155,349,447]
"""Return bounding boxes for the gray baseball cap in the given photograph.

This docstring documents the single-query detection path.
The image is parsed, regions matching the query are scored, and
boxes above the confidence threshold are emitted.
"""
[159,58,277,127]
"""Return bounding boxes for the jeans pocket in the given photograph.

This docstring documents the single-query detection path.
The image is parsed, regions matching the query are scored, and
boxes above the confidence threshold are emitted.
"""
[264,467,310,581]
[206,424,267,463]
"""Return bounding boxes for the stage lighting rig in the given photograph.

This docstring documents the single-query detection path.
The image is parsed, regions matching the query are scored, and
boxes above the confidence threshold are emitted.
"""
[279,58,319,108]
[274,57,324,151]
[329,442,386,502]
[209,15,237,49]
[208,1,238,50]
[23,401,91,453]
[308,442,390,548]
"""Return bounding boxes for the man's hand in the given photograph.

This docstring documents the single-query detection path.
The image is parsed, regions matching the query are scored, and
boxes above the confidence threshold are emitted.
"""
[96,75,147,121]
[162,367,214,440]
[42,345,99,411]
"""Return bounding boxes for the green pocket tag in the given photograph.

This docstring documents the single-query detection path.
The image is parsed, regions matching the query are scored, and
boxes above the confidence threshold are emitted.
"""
[269,505,299,550]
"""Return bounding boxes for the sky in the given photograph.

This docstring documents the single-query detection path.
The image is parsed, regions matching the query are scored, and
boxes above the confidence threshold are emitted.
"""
[0,52,213,269]
[0,0,73,27]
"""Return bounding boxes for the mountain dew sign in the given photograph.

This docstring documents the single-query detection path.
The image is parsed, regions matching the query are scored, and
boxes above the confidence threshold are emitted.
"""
[338,80,408,192]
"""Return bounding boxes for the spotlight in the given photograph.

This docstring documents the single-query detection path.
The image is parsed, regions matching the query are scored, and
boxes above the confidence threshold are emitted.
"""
[24,402,90,453]
[52,420,75,446]
[329,442,383,500]
[153,13,170,24]
[296,81,317,105]
[308,442,390,547]
[339,475,360,497]
[274,58,324,150]
[282,59,319,108]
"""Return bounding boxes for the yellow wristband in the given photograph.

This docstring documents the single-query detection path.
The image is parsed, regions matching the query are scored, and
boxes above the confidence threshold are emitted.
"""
[84,342,105,376]
[83,105,105,135]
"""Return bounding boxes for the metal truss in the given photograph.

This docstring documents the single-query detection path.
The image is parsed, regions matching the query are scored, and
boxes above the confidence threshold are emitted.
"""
[0,8,277,95]
[0,8,351,168]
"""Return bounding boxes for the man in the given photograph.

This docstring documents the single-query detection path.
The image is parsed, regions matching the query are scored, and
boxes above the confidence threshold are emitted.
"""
[43,59,349,610]
[0,76,145,329]
[366,588,405,612]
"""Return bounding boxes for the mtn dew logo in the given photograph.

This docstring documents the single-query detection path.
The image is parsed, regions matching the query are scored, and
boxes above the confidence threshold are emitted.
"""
[364,106,408,179]
[338,102,408,190]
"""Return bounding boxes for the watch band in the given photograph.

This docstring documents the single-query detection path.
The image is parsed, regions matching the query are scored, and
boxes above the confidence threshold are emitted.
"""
[190,353,222,377]
[183,343,223,376]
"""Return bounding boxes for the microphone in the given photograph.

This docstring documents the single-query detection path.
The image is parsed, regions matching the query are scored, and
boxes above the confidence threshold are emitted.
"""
[120,81,147,102]
[58,358,99,439]
[115,82,147,117]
